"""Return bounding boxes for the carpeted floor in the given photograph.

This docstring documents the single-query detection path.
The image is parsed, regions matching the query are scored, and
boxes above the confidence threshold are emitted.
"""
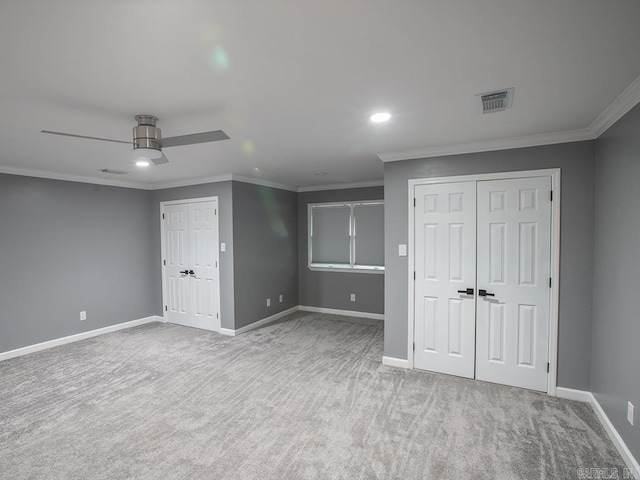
[0,312,625,479]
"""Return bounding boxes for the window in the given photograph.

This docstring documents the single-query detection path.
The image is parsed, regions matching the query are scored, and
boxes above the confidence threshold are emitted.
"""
[308,200,384,273]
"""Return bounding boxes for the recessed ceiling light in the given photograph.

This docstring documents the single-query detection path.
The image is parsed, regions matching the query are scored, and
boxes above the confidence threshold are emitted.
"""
[136,160,150,167]
[370,112,391,123]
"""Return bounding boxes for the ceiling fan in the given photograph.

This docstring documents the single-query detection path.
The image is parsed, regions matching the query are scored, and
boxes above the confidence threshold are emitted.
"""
[41,115,230,167]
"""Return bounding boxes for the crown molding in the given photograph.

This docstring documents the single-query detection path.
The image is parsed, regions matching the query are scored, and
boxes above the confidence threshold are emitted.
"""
[378,128,593,162]
[149,174,233,190]
[0,166,151,189]
[588,74,640,138]
[230,174,298,192]
[297,180,384,192]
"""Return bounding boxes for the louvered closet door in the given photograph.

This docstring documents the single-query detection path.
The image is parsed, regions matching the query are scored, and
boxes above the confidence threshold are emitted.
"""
[475,177,551,391]
[414,182,477,378]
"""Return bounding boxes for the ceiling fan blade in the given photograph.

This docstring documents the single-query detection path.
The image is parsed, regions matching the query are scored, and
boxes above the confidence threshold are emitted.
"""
[160,130,230,148]
[151,153,169,166]
[41,130,132,145]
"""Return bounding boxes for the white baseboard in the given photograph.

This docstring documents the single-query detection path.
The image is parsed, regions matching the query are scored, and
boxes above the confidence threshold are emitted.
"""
[299,305,384,321]
[557,387,639,478]
[556,387,594,403]
[0,316,163,362]
[219,306,299,336]
[382,356,410,368]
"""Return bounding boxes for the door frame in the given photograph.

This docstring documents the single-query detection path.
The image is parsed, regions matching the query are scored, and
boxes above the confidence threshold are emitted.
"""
[407,169,561,395]
[160,196,221,331]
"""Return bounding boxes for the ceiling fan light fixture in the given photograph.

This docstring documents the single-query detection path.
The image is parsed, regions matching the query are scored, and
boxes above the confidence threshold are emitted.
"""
[135,160,150,167]
[134,148,163,160]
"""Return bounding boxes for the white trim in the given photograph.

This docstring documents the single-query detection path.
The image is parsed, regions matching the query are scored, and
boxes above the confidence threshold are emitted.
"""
[308,266,384,274]
[407,169,561,396]
[151,174,233,190]
[161,196,223,206]
[231,174,298,192]
[590,74,640,138]
[0,316,162,362]
[298,180,384,192]
[555,387,593,403]
[0,166,151,190]
[151,173,298,192]
[547,170,561,395]
[382,356,410,368]
[219,306,299,336]
[556,388,640,479]
[160,197,222,331]
[590,393,640,479]
[379,129,592,162]
[299,305,384,320]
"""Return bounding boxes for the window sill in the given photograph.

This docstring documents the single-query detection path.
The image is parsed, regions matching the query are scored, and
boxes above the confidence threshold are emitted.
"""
[308,265,385,275]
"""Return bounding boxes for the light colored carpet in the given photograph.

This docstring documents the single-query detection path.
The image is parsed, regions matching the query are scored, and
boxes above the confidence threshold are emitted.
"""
[0,312,625,479]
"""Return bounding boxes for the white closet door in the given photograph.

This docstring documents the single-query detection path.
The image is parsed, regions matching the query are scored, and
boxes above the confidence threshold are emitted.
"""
[165,204,192,328]
[188,201,220,332]
[414,182,477,378]
[476,177,551,391]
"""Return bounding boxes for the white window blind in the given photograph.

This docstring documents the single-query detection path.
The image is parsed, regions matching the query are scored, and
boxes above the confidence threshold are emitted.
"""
[353,203,384,267]
[308,200,384,273]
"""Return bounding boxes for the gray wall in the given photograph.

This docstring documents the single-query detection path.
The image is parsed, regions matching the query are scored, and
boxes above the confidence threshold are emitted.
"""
[232,181,298,329]
[592,103,640,459]
[0,174,156,353]
[298,187,384,314]
[384,141,596,390]
[152,181,236,330]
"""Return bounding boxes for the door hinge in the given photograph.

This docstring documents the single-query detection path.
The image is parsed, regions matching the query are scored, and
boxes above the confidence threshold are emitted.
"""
[413,271,416,280]
[413,342,415,352]
[165,305,168,312]
[413,198,416,207]
[163,259,166,266]
[550,191,553,202]
[215,209,217,215]
[549,277,552,288]
[162,213,165,220]
[215,261,218,267]
[217,313,219,319]
[547,362,550,373]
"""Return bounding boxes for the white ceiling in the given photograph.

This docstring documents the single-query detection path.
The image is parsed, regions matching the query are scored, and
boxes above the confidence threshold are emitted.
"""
[1,1,640,190]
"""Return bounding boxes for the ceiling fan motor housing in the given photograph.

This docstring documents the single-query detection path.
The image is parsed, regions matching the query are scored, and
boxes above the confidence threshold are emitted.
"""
[133,115,162,151]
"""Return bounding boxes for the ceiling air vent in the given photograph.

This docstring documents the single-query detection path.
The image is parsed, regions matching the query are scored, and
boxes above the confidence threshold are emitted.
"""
[100,168,129,175]
[476,88,514,114]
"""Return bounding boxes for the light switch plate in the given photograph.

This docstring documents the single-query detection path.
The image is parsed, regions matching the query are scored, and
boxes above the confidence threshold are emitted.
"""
[220,243,226,252]
[399,244,407,256]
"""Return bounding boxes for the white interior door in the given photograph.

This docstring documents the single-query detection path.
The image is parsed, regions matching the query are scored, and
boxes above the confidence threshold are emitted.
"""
[414,182,477,378]
[475,177,551,391]
[189,201,221,332]
[163,199,220,332]
[165,204,192,328]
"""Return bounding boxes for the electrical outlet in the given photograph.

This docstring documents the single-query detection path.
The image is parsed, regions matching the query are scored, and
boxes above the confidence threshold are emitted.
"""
[220,243,226,252]
[628,402,634,425]
[279,294,283,303]
[80,311,87,321]
[266,298,271,307]
[350,293,356,302]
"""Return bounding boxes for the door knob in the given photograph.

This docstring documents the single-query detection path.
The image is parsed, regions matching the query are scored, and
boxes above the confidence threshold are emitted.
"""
[188,270,195,275]
[478,289,495,297]
[457,288,474,295]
